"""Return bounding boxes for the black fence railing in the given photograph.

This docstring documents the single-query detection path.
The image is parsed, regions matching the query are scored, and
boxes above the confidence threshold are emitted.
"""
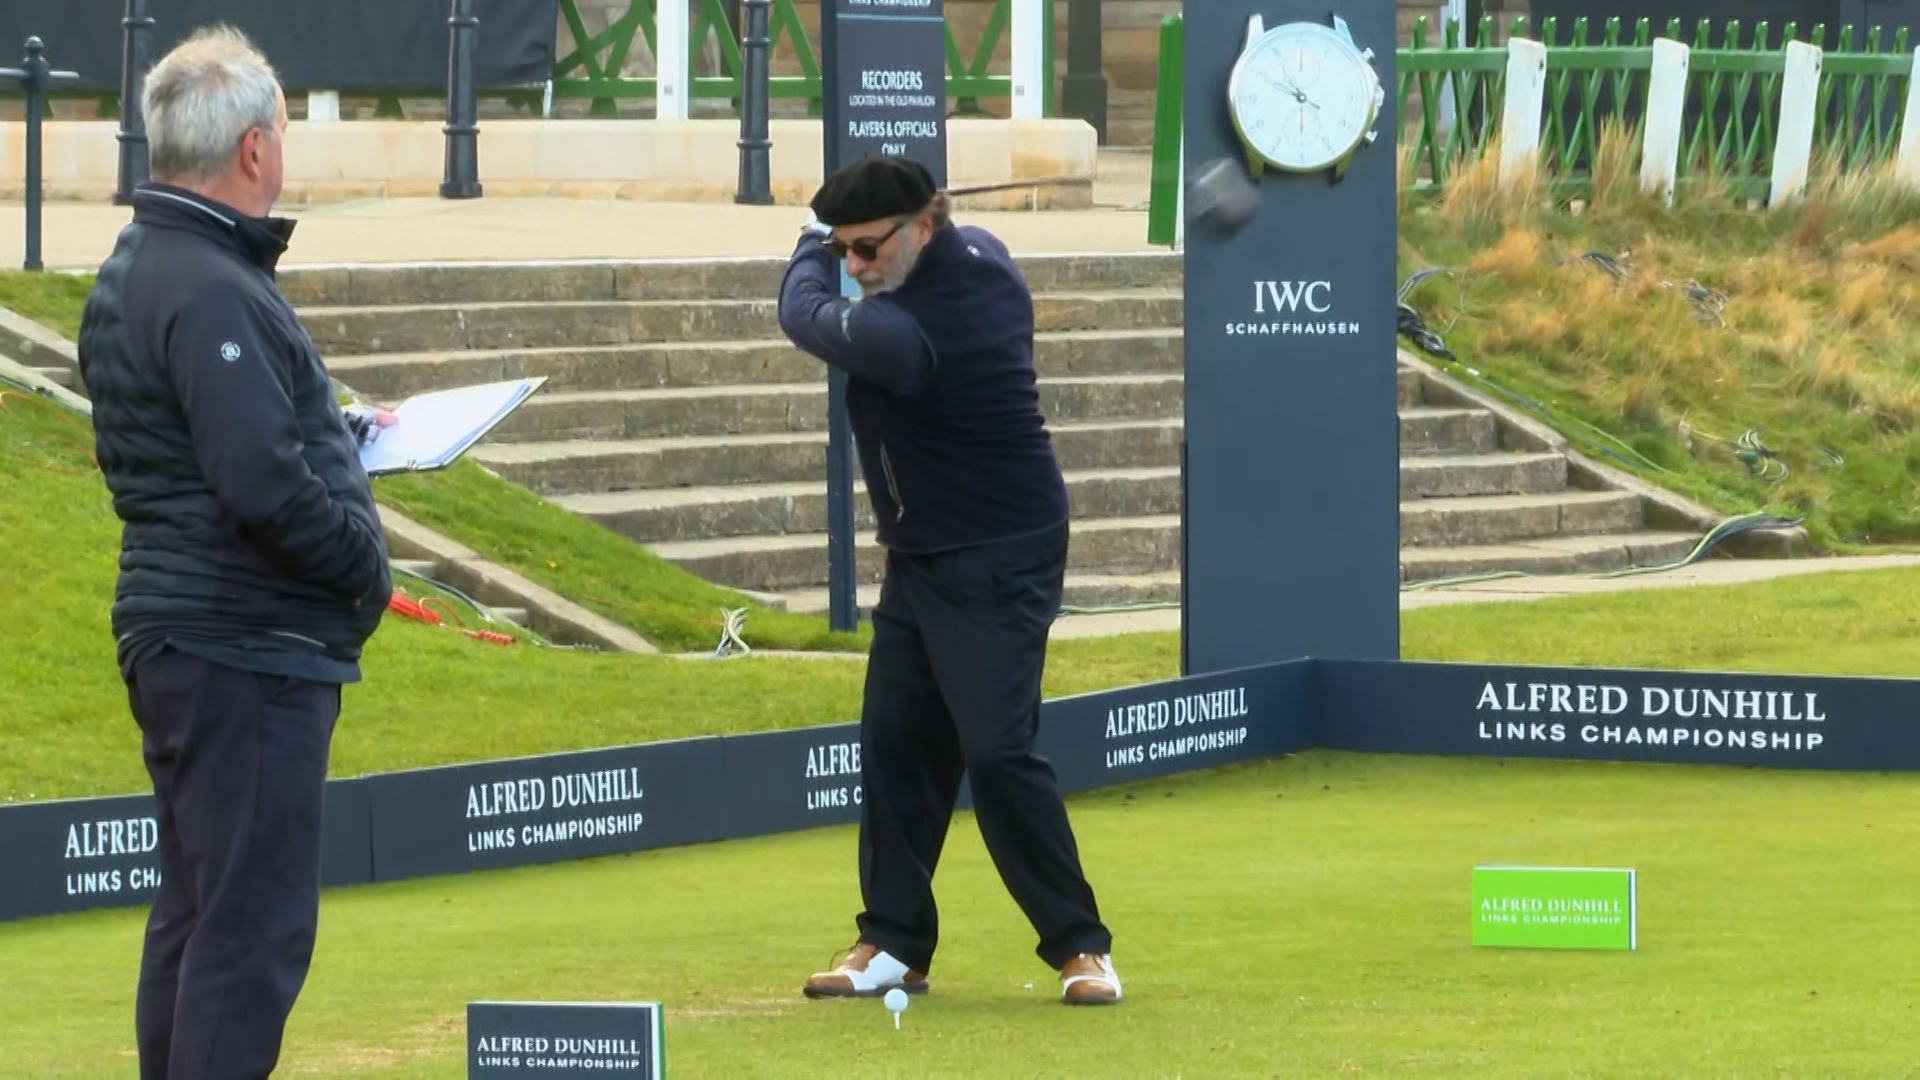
[2,36,80,271]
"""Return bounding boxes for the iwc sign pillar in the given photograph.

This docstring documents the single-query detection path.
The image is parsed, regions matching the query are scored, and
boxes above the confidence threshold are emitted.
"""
[1180,3,1400,674]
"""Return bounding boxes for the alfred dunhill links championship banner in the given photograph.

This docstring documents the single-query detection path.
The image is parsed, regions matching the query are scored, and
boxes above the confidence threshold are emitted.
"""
[7,658,1920,922]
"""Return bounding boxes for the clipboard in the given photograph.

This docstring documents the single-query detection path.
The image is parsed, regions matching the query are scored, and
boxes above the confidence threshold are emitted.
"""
[357,377,546,476]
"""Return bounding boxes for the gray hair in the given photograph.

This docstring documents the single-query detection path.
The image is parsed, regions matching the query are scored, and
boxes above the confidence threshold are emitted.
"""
[142,26,281,184]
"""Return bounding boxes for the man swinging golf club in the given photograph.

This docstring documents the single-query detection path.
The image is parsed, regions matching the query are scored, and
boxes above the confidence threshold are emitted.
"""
[777,157,1122,1006]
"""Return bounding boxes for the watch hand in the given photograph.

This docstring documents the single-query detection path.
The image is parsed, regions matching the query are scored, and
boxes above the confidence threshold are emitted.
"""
[1260,70,1321,111]
[1257,70,1295,98]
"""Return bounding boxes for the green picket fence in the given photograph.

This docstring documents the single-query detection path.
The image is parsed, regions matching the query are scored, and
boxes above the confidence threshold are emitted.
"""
[1148,14,1917,243]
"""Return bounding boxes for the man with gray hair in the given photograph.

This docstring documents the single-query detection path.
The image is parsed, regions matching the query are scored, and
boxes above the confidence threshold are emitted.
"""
[76,25,391,1077]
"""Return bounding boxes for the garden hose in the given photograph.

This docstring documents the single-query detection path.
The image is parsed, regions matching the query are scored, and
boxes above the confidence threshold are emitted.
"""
[389,562,506,627]
[1594,511,1803,579]
[1404,511,1804,592]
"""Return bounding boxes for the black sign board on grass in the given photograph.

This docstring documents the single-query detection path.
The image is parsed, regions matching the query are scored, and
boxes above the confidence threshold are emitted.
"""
[468,1001,663,1079]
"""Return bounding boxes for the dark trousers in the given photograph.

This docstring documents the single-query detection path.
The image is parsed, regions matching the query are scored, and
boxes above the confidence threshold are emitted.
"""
[855,522,1112,973]
[125,648,340,1080]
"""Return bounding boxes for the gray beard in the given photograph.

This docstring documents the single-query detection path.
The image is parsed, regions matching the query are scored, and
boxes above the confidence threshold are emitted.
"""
[859,231,926,295]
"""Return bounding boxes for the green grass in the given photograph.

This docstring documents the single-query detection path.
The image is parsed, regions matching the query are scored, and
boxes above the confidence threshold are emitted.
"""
[1399,151,1920,549]
[11,249,1920,1074]
[0,270,90,341]
[8,753,1920,1076]
[377,460,868,654]
[1402,569,1920,677]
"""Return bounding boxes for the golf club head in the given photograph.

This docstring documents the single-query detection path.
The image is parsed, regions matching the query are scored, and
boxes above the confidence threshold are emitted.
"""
[1188,157,1261,238]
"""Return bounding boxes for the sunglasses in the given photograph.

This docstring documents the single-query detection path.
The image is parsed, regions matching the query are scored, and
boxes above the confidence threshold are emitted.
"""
[822,216,910,261]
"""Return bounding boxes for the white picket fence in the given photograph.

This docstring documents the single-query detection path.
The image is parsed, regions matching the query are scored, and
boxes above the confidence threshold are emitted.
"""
[1491,38,1920,207]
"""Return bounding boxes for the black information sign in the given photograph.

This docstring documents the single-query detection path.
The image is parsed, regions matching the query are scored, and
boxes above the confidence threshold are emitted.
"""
[468,1001,662,1079]
[821,0,950,180]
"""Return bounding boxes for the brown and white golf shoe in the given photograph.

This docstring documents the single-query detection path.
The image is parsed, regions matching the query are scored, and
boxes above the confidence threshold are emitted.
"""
[1059,953,1123,1005]
[802,941,929,999]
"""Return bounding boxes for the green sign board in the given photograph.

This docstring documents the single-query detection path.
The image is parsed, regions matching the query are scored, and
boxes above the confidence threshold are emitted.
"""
[1471,866,1638,951]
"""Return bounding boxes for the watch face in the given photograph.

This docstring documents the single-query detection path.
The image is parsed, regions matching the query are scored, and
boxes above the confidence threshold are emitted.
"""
[1229,23,1379,172]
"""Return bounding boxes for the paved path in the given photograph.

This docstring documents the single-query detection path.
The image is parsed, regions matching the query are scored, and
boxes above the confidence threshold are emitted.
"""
[1046,554,1920,639]
[3,149,1162,270]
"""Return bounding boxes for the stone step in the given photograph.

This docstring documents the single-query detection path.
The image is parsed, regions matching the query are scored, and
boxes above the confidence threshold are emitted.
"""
[1400,532,1702,584]
[300,292,1184,357]
[1398,452,1566,498]
[490,607,531,628]
[1400,406,1499,454]
[1106,118,1159,148]
[650,514,1183,592]
[327,329,1185,401]
[474,411,1488,497]
[1397,367,1422,409]
[27,366,73,389]
[560,451,1585,545]
[492,374,1186,443]
[390,558,442,580]
[557,467,1183,543]
[470,419,1185,497]
[1401,491,1645,548]
[280,253,1182,308]
[778,571,1185,617]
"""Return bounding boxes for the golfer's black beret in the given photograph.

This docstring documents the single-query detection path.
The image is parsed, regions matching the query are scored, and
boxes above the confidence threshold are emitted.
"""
[810,157,938,226]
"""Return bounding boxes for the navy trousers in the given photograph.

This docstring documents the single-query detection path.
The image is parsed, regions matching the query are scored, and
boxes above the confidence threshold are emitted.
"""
[125,648,339,1079]
[854,522,1112,973]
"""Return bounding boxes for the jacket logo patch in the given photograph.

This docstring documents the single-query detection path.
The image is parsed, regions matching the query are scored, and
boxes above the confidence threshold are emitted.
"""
[219,341,242,363]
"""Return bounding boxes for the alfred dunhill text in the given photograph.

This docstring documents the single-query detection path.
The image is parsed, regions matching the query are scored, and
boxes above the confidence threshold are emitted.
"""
[1475,679,1828,754]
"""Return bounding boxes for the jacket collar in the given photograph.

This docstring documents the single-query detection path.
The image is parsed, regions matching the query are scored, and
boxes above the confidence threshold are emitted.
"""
[130,183,297,274]
[895,223,964,296]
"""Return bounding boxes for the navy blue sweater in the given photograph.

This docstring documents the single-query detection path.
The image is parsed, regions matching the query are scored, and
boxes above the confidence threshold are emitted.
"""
[778,224,1069,553]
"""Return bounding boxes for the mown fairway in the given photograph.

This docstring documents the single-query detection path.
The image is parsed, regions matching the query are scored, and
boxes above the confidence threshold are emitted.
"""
[6,751,1919,1077]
